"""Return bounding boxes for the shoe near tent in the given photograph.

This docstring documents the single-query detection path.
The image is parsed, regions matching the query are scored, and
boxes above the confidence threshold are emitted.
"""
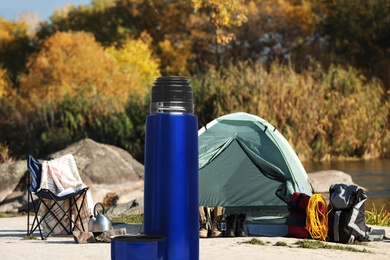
[198,112,313,236]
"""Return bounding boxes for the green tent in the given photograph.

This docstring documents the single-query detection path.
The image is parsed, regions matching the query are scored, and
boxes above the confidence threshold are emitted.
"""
[198,112,312,229]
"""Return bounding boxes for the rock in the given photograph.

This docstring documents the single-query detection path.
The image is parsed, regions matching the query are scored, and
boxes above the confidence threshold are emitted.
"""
[49,138,144,185]
[0,160,27,203]
[106,198,144,217]
[49,138,145,205]
[0,191,29,213]
[308,170,365,194]
[94,228,126,243]
[73,231,96,244]
[73,228,126,243]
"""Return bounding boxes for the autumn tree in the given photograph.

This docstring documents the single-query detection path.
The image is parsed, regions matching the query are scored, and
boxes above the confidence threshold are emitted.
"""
[20,32,118,111]
[192,0,247,44]
[314,0,390,89]
[11,31,160,156]
[0,68,11,98]
[37,0,192,75]
[20,31,159,112]
[36,0,250,74]
[105,31,161,98]
[0,17,34,84]
[0,66,24,157]
[217,0,319,68]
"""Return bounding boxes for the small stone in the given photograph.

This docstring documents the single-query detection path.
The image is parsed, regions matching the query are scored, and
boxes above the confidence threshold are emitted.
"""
[95,228,126,243]
[73,231,96,244]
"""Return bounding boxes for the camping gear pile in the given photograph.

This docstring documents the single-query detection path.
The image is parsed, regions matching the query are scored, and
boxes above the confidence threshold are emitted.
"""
[285,184,386,243]
[198,112,387,243]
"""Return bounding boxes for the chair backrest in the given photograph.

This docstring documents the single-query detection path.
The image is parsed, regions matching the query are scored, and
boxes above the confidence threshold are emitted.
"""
[27,156,42,193]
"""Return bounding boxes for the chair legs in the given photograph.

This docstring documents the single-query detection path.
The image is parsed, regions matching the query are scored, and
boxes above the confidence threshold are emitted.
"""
[27,190,45,239]
[27,189,88,240]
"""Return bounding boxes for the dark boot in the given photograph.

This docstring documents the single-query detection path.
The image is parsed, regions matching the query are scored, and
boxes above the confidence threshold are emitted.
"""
[235,213,247,237]
[225,214,236,237]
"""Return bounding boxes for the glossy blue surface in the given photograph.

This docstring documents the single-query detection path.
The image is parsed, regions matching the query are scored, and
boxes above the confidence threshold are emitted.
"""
[111,235,165,260]
[144,113,199,260]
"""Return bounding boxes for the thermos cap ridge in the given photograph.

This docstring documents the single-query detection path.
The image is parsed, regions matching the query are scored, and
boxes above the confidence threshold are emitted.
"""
[150,76,194,114]
[151,76,193,102]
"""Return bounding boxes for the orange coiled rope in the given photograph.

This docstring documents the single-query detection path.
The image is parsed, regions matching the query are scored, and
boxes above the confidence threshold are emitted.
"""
[306,194,329,241]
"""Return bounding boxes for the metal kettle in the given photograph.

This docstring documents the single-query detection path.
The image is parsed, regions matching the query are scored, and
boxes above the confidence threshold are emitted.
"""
[89,202,113,233]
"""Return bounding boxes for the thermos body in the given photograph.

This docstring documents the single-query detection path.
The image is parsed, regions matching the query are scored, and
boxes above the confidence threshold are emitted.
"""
[144,76,199,260]
[144,113,199,260]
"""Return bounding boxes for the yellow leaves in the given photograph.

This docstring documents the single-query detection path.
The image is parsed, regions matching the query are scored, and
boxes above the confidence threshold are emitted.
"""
[0,14,37,38]
[216,30,236,44]
[0,26,12,42]
[0,68,11,99]
[0,17,29,46]
[287,0,317,34]
[258,0,317,35]
[192,0,247,44]
[193,0,247,25]
[104,34,160,97]
[191,0,315,45]
[158,38,192,76]
[21,32,111,104]
[19,30,160,114]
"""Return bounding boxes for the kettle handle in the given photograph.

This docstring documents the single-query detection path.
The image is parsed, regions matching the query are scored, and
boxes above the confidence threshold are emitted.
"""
[94,202,105,216]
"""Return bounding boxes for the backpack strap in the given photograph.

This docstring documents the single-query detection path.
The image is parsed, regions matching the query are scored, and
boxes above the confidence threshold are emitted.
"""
[368,228,387,242]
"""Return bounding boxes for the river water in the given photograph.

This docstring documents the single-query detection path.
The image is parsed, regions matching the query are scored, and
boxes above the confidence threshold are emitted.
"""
[302,158,390,212]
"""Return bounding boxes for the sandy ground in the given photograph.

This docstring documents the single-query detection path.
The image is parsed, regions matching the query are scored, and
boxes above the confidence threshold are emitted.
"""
[1,216,389,260]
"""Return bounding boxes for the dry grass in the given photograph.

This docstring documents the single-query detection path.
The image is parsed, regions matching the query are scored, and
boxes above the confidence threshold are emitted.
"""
[366,203,390,226]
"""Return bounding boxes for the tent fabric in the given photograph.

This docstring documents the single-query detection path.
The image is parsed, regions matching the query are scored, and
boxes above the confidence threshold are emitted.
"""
[198,112,312,216]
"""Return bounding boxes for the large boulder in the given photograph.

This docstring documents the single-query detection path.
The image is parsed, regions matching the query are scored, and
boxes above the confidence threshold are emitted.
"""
[0,160,28,211]
[49,138,144,185]
[0,138,145,213]
[308,170,365,193]
[48,138,145,205]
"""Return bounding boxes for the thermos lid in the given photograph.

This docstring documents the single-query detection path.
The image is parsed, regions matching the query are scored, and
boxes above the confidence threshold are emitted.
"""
[150,76,194,114]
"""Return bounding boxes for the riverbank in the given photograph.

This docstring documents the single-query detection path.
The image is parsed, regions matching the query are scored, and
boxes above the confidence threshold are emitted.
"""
[1,216,390,260]
[304,158,390,211]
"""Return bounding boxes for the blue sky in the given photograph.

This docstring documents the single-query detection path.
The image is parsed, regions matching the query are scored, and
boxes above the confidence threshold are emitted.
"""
[0,0,92,22]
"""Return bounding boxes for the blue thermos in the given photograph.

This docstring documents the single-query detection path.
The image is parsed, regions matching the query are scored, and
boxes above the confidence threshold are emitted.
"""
[144,76,199,260]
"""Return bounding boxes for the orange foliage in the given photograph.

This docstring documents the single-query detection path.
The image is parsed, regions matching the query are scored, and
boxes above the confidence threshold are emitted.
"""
[20,32,114,109]
[158,39,192,76]
[0,68,12,99]
[192,0,247,44]
[0,17,33,82]
[258,0,317,35]
[105,35,160,97]
[19,31,150,113]
[19,30,160,114]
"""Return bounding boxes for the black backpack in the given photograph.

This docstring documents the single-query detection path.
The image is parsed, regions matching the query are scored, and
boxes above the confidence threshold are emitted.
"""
[327,184,370,243]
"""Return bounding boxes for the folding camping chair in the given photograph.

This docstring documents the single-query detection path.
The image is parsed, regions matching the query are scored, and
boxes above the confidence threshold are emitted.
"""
[26,155,90,240]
